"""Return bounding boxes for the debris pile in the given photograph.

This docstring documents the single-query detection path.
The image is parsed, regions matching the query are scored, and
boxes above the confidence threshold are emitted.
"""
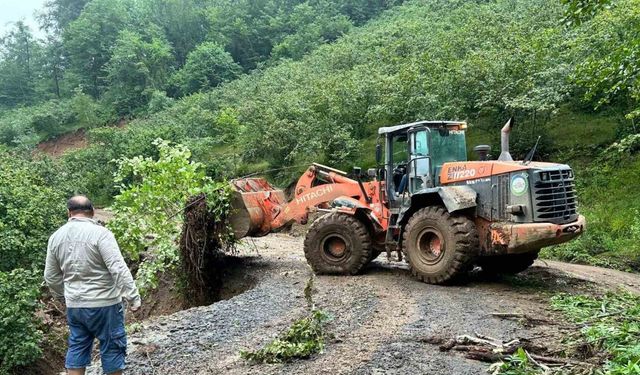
[426,333,596,374]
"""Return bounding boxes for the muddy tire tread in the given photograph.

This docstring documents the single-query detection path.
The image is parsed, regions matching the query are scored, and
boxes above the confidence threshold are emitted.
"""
[304,213,372,275]
[403,206,479,284]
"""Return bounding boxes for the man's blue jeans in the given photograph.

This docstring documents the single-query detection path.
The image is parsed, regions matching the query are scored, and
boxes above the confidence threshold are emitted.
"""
[66,303,127,374]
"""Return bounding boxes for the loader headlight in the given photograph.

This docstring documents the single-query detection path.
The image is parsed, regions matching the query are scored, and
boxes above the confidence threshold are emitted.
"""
[506,205,525,215]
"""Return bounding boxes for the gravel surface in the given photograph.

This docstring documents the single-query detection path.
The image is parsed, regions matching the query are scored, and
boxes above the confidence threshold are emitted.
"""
[81,233,639,375]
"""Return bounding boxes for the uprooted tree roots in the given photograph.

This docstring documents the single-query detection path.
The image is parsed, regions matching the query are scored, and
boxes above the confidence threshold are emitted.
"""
[179,193,236,306]
[424,333,597,374]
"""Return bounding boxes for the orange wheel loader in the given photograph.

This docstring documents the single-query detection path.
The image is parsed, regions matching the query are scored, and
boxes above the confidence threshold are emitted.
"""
[227,119,586,283]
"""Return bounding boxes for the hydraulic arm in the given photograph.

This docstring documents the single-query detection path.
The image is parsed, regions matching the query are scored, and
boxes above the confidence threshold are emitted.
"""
[228,163,389,239]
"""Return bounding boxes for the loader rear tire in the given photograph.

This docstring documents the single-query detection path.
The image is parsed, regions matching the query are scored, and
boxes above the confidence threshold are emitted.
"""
[304,213,372,275]
[403,206,478,284]
[478,252,539,275]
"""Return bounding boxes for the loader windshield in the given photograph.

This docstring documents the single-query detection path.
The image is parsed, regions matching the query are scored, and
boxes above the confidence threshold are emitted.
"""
[430,129,467,169]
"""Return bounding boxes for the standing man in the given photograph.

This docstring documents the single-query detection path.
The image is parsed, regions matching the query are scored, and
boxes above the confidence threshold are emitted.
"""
[45,196,141,375]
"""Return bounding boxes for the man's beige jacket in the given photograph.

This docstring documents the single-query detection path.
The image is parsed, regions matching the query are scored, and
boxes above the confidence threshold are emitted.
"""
[44,217,141,309]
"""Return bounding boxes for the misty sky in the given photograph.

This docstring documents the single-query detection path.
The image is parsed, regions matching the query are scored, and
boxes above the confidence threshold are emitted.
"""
[0,0,48,37]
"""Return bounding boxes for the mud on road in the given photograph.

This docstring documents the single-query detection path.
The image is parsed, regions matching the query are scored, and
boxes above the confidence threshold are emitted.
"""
[85,234,639,375]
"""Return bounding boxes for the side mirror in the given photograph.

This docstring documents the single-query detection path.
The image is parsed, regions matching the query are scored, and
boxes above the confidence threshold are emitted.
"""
[375,144,382,164]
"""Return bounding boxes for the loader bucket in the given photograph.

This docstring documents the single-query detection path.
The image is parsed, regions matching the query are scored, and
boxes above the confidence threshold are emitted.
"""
[229,178,287,239]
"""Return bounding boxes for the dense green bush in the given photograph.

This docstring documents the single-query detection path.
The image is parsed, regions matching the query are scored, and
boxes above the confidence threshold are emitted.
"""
[0,269,43,374]
[108,140,232,294]
[570,0,640,119]
[0,151,66,271]
[241,309,329,363]
[171,42,241,96]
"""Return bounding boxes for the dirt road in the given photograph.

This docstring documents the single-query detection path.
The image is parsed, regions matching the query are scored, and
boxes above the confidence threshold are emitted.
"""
[84,234,639,375]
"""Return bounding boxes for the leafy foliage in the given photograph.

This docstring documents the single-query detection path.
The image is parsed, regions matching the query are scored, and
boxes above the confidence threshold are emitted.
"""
[241,309,329,363]
[0,22,42,107]
[570,0,640,119]
[0,269,43,374]
[38,0,91,32]
[205,0,400,70]
[105,28,174,115]
[0,0,400,117]
[552,292,640,374]
[61,0,132,98]
[107,139,231,294]
[0,151,66,272]
[490,348,541,375]
[241,275,329,363]
[171,42,241,96]
[561,0,612,26]
[0,92,112,147]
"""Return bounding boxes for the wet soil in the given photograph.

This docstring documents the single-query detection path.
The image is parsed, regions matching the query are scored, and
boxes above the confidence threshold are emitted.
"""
[81,234,640,375]
[36,129,88,157]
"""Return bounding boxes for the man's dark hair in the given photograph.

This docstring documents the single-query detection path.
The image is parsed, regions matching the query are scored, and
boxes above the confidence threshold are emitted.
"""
[67,195,94,213]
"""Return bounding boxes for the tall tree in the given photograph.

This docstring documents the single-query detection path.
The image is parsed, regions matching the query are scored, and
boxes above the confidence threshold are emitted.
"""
[138,0,209,66]
[105,28,174,115]
[0,22,41,107]
[62,0,131,98]
[271,2,352,60]
[206,0,296,70]
[39,36,65,99]
[38,0,91,33]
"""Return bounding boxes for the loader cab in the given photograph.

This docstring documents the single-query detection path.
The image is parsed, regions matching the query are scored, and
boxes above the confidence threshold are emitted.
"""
[378,121,468,202]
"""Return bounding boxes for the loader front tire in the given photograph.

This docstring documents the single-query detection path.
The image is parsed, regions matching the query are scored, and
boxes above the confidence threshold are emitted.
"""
[304,213,372,275]
[403,206,478,284]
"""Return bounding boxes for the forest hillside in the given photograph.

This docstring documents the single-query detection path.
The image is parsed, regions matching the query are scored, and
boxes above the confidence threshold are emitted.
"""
[0,0,639,373]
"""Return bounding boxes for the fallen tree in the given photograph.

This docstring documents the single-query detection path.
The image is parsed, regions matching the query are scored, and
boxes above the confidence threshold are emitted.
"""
[179,192,236,305]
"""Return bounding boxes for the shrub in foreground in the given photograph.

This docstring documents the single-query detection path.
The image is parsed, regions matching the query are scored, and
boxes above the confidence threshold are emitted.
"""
[0,269,43,374]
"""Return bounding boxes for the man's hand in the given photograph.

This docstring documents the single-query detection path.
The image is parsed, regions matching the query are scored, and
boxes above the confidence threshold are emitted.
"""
[129,298,142,312]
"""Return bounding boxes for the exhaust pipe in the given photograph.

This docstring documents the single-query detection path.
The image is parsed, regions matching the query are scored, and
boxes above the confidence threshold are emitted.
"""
[498,117,514,162]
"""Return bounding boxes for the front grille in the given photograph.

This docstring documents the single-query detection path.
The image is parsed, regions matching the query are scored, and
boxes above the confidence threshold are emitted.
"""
[532,169,578,224]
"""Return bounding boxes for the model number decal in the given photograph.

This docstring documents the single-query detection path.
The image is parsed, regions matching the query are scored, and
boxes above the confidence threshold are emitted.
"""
[447,165,476,180]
